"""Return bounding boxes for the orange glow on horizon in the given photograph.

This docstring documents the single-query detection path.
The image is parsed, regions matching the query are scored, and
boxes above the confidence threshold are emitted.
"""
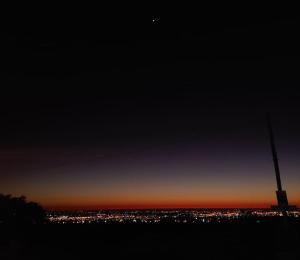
[15,179,300,211]
[42,200,300,211]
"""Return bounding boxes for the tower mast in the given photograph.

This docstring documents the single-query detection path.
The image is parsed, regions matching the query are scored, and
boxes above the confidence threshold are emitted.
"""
[267,114,296,211]
[266,114,283,191]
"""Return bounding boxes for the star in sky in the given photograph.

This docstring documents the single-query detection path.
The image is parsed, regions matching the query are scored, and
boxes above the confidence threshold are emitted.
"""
[152,17,159,23]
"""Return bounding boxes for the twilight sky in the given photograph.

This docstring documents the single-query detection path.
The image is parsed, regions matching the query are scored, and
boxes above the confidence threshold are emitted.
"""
[1,6,300,209]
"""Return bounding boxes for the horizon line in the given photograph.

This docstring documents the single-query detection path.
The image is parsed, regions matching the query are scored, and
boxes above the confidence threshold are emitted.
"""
[45,206,299,211]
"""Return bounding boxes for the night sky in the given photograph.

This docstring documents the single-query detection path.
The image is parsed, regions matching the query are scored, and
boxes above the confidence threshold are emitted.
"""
[1,5,300,209]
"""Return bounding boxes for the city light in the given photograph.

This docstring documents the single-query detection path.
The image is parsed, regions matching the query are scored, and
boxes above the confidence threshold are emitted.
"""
[47,209,300,224]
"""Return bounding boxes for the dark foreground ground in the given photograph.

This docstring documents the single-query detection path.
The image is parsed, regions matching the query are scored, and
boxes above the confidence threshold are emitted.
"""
[1,218,300,260]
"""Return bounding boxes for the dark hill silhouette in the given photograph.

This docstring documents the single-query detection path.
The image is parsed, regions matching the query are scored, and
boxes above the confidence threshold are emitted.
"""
[0,194,46,225]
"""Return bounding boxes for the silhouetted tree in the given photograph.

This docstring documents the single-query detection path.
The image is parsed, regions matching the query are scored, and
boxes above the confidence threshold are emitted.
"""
[0,194,46,225]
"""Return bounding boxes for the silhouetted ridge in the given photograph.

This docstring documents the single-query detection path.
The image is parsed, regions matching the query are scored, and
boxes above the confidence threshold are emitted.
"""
[0,194,46,225]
